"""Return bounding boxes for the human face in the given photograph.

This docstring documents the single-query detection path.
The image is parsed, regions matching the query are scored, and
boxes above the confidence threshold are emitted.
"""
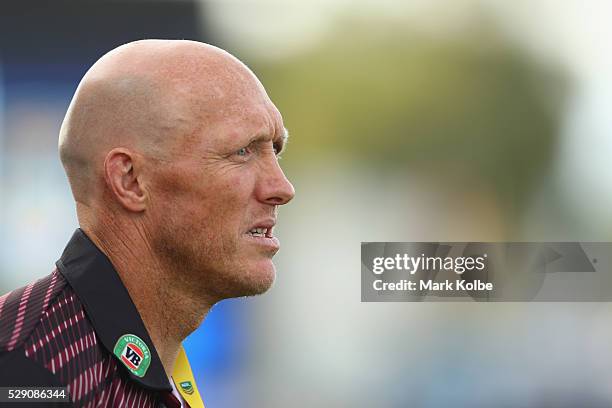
[148,93,295,302]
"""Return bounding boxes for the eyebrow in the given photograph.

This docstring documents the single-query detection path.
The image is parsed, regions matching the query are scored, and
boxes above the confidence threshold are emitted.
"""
[246,127,289,152]
[279,127,289,148]
[275,127,289,154]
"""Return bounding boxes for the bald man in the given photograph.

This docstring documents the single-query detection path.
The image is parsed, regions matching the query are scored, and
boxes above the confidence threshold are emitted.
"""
[0,40,294,407]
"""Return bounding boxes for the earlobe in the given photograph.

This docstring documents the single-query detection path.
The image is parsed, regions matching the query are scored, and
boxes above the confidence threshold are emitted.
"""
[104,148,147,212]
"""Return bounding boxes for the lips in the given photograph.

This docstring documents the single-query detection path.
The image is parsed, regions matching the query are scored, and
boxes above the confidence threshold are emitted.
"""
[245,219,280,252]
[246,219,275,238]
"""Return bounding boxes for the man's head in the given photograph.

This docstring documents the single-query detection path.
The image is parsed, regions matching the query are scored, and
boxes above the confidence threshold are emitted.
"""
[59,40,295,302]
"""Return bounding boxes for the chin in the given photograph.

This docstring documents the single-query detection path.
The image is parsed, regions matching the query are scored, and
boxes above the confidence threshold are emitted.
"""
[246,260,277,295]
[221,259,276,299]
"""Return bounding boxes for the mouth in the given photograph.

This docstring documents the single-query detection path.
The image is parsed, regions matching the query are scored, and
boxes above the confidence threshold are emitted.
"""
[245,220,279,252]
[247,226,274,238]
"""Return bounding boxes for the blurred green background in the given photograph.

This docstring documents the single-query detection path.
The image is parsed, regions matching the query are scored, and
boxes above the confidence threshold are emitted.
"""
[2,0,612,407]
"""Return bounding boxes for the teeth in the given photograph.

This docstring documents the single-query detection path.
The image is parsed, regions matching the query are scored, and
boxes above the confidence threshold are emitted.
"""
[249,227,268,237]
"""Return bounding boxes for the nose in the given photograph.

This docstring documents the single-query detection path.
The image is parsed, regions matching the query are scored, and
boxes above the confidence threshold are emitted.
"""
[257,157,295,206]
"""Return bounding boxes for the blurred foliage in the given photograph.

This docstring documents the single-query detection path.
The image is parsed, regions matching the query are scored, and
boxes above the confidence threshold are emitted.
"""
[255,18,567,218]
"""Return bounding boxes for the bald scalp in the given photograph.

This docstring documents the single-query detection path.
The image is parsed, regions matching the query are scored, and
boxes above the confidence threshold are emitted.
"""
[58,39,267,205]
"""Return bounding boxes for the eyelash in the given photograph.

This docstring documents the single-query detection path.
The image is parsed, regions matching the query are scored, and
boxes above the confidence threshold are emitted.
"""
[234,144,281,158]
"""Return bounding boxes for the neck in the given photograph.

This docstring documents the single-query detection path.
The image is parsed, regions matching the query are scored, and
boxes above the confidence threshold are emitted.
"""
[80,213,212,377]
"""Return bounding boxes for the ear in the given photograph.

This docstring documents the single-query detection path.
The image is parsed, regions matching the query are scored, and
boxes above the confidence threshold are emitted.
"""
[103,148,147,212]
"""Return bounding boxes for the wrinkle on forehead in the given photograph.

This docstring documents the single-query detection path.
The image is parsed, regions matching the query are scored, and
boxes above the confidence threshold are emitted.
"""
[174,88,283,158]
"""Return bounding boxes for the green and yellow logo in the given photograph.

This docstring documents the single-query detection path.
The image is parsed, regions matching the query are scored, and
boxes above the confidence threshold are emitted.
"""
[179,381,194,395]
[113,334,151,377]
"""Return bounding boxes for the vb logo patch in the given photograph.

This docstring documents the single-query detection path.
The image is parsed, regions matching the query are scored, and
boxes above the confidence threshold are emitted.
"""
[113,334,151,377]
[179,381,194,395]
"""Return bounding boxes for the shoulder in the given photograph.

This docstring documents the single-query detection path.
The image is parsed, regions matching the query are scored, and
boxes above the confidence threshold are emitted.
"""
[0,269,123,402]
[0,269,68,353]
[0,271,76,405]
[0,268,113,376]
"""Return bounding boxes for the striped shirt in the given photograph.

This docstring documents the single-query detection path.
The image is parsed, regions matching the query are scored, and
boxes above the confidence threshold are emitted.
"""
[0,229,188,407]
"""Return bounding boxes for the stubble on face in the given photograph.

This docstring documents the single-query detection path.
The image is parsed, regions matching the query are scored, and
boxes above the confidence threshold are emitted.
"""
[153,215,276,303]
[133,43,285,304]
[147,147,277,304]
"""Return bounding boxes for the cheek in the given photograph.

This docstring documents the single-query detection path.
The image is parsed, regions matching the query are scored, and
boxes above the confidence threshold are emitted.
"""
[152,165,255,230]
[202,175,255,229]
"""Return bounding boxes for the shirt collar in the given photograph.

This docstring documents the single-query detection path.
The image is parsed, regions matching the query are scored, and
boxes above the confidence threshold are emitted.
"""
[56,228,172,391]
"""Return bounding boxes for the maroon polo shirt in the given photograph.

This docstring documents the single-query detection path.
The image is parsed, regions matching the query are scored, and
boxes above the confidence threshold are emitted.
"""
[0,229,186,407]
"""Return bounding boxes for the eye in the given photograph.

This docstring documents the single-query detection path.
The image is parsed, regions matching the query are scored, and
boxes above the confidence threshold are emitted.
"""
[236,147,250,157]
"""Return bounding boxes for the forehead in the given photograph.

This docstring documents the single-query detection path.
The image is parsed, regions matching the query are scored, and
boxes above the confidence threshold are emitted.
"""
[163,60,284,154]
[196,98,285,150]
